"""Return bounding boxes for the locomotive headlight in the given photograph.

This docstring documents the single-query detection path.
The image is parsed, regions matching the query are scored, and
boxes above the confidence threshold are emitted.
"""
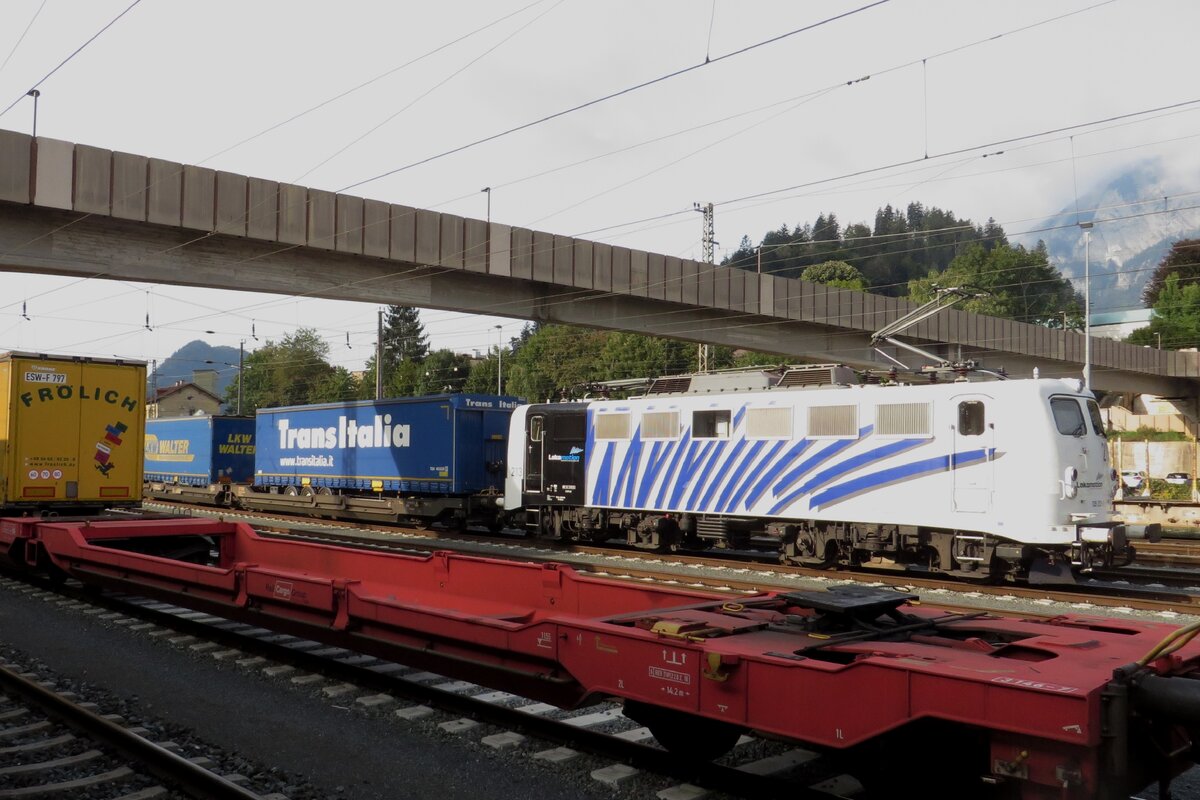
[1063,466,1079,499]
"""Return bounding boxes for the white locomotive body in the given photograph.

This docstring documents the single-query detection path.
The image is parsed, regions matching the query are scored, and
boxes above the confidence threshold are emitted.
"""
[506,369,1142,580]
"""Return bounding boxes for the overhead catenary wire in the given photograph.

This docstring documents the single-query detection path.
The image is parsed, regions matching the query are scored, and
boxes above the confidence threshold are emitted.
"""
[196,0,552,168]
[0,0,49,79]
[0,0,144,120]
[335,0,893,193]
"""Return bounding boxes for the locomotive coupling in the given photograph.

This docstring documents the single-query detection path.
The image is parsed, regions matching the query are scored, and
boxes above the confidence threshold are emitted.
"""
[1124,523,1163,542]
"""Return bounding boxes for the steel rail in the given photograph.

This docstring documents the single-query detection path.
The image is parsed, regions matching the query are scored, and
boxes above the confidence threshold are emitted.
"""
[0,661,262,800]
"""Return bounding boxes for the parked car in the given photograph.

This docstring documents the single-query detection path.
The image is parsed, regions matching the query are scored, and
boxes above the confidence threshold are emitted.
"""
[1120,471,1146,491]
[1166,472,1192,486]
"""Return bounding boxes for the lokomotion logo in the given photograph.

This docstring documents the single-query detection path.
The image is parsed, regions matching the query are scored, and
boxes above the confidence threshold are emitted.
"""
[548,446,584,463]
[277,414,410,450]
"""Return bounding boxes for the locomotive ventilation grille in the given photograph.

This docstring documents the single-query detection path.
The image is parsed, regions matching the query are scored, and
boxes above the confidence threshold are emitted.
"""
[779,365,858,387]
[647,377,692,394]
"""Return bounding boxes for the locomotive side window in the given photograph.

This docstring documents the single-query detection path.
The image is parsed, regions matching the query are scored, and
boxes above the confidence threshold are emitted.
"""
[1050,397,1086,437]
[746,407,792,439]
[1086,399,1107,438]
[877,402,932,436]
[642,411,679,440]
[694,409,731,439]
[957,401,985,436]
[808,405,857,438]
[529,416,544,442]
[594,413,631,440]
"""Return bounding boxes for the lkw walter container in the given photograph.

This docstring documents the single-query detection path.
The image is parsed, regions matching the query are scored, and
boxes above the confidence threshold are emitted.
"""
[254,394,520,495]
[145,416,255,486]
[0,351,146,511]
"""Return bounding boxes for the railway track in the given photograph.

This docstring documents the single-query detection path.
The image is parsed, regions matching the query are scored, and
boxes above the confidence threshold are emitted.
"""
[141,501,1200,617]
[1137,539,1200,567]
[0,573,862,799]
[0,659,265,799]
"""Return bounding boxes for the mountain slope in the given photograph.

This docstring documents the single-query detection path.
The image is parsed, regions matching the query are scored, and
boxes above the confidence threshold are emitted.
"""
[1019,159,1200,317]
[148,340,240,399]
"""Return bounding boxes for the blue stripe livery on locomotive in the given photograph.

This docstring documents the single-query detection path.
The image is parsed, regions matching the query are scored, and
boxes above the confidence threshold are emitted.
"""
[504,368,1152,580]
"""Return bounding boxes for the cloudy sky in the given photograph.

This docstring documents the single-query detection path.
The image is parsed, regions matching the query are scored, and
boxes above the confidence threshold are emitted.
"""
[1,0,1198,371]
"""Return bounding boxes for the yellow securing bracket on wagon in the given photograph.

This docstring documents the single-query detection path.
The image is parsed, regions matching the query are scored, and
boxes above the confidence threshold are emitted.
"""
[703,652,731,682]
[649,619,720,642]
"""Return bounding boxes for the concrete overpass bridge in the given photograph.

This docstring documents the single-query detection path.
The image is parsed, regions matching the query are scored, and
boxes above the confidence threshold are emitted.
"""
[0,128,1194,397]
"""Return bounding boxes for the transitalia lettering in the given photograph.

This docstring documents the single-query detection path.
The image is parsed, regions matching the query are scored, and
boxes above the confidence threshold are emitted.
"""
[20,385,138,412]
[464,398,519,409]
[277,415,410,450]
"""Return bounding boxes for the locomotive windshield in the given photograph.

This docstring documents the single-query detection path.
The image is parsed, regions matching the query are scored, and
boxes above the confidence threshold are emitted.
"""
[1050,397,1087,437]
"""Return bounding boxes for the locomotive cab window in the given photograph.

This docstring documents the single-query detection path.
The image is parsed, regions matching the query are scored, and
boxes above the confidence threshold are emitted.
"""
[1086,399,1107,438]
[1050,397,1086,437]
[957,401,985,436]
[694,409,731,439]
[554,413,586,441]
[529,416,544,442]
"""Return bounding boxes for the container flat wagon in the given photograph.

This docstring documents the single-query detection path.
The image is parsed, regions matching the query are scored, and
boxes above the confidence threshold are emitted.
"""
[144,415,255,505]
[7,513,1200,799]
[239,394,519,525]
[0,351,145,515]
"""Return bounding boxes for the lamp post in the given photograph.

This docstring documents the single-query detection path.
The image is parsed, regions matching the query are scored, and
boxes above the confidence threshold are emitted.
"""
[203,331,247,414]
[481,187,491,224]
[237,340,244,415]
[494,324,503,394]
[26,89,39,138]
[1079,221,1093,391]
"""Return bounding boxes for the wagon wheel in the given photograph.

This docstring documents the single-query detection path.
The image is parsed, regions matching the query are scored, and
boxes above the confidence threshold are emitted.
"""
[623,700,743,763]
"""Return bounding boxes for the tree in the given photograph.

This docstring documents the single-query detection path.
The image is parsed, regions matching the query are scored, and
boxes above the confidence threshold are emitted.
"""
[907,242,1081,326]
[383,305,429,365]
[359,305,430,399]
[387,349,472,397]
[801,260,866,291]
[1128,273,1200,349]
[309,366,358,403]
[463,354,502,394]
[505,325,608,401]
[1142,239,1200,307]
[228,328,343,413]
[721,201,1004,293]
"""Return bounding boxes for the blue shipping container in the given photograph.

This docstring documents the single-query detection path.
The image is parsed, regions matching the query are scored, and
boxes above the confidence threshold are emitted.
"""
[145,416,256,486]
[254,395,519,494]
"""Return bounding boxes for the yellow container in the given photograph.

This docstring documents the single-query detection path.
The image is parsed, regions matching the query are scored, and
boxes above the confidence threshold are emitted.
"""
[0,352,146,510]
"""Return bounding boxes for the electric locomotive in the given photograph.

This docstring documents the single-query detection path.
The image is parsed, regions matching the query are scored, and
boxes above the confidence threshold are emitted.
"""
[505,365,1150,581]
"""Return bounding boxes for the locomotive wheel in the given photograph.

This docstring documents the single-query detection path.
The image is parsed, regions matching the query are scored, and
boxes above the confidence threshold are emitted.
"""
[623,700,743,762]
